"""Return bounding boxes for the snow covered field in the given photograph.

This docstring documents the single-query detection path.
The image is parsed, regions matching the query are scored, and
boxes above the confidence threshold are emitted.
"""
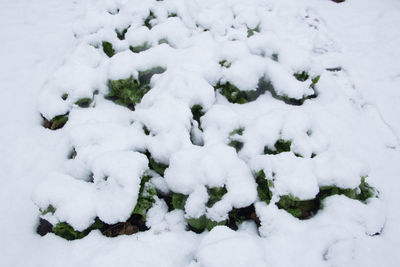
[1,0,400,266]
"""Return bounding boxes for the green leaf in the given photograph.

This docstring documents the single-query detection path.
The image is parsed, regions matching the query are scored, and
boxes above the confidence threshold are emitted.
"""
[247,24,260,38]
[132,174,157,221]
[311,75,320,85]
[215,81,267,104]
[276,195,318,219]
[264,139,292,155]
[52,218,103,241]
[258,78,316,106]
[102,41,115,58]
[228,140,244,153]
[144,11,156,29]
[191,104,205,128]
[144,151,168,176]
[172,193,188,210]
[358,176,376,202]
[293,71,309,82]
[42,113,69,130]
[129,42,151,53]
[187,215,226,232]
[106,68,165,110]
[116,26,130,40]
[254,170,272,204]
[40,205,56,215]
[74,98,92,108]
[143,125,151,136]
[219,60,232,68]
[206,186,227,208]
[277,177,378,219]
[168,12,178,18]
[229,127,244,136]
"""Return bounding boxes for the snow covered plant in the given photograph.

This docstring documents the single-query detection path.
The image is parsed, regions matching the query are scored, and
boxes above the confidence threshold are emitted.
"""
[34,0,383,241]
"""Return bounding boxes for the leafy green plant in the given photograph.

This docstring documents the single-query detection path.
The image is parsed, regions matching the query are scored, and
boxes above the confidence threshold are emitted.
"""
[74,98,92,108]
[294,71,309,82]
[187,215,226,233]
[172,193,188,210]
[215,81,267,104]
[143,125,151,136]
[311,75,320,89]
[228,127,245,152]
[227,205,260,230]
[277,195,318,219]
[191,104,205,129]
[68,147,77,159]
[42,113,69,130]
[116,26,130,40]
[102,41,115,57]
[143,150,168,176]
[40,205,56,215]
[206,186,227,208]
[132,174,157,221]
[107,67,165,110]
[158,38,169,45]
[129,42,151,53]
[254,170,273,204]
[358,176,376,202]
[61,93,68,100]
[264,139,292,154]
[247,24,260,37]
[277,177,377,219]
[168,12,178,18]
[219,60,232,68]
[144,11,156,29]
[52,218,104,241]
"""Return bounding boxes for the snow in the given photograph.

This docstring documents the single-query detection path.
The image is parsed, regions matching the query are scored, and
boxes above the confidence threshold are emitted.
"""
[1,0,400,266]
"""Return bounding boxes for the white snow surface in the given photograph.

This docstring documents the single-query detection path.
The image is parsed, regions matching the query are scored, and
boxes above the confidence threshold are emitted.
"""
[1,0,400,266]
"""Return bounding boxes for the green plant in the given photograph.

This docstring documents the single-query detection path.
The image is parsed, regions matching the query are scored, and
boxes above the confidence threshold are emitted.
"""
[143,125,151,136]
[228,127,245,152]
[132,174,157,221]
[264,139,292,154]
[52,218,103,241]
[40,205,56,215]
[143,150,169,176]
[144,11,156,29]
[106,67,165,110]
[294,71,309,82]
[116,26,130,40]
[219,60,232,68]
[42,113,69,130]
[277,177,377,219]
[172,193,188,210]
[168,12,178,18]
[254,170,273,204]
[129,42,151,53]
[215,81,267,104]
[191,104,205,129]
[68,147,77,159]
[74,98,92,108]
[247,24,260,37]
[358,176,376,202]
[158,38,169,45]
[227,205,260,230]
[206,186,227,207]
[102,41,115,57]
[187,215,226,232]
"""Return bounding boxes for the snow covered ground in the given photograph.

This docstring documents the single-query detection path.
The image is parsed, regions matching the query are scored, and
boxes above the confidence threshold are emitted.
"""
[1,0,400,266]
